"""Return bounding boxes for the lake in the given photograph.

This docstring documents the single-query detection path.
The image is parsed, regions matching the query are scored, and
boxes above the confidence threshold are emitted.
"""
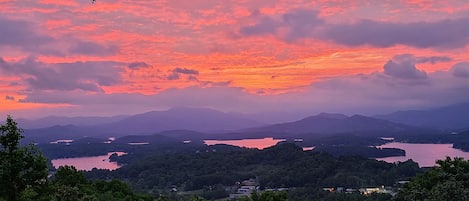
[51,152,126,171]
[204,137,286,149]
[376,142,469,167]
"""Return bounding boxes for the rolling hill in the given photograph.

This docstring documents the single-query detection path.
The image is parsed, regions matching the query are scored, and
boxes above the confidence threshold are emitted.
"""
[245,112,423,135]
[23,107,264,142]
[375,102,469,130]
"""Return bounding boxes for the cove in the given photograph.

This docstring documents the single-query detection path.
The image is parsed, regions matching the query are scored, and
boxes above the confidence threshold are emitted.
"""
[51,152,126,171]
[376,142,469,167]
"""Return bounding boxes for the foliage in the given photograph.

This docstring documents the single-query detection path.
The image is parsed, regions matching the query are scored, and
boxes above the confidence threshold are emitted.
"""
[314,145,405,158]
[395,157,469,201]
[288,188,392,201]
[48,166,153,201]
[0,115,432,201]
[0,116,153,201]
[240,191,288,201]
[86,143,420,200]
[0,115,49,201]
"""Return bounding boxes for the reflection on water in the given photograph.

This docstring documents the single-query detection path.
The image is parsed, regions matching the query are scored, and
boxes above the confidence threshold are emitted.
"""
[302,147,315,151]
[128,142,149,145]
[204,137,286,150]
[376,142,469,167]
[51,152,126,171]
[50,139,74,144]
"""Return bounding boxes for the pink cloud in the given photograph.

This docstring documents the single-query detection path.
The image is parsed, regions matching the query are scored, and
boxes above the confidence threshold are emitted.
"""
[1,0,469,118]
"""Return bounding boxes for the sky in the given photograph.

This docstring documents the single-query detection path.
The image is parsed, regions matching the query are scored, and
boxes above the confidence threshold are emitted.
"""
[1,0,469,119]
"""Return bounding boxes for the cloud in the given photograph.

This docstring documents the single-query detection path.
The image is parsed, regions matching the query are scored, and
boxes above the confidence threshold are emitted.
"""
[452,62,469,78]
[240,17,280,36]
[0,57,123,92]
[416,56,453,64]
[128,62,151,69]
[281,9,325,42]
[17,86,260,111]
[69,41,119,56]
[166,73,180,80]
[4,96,14,101]
[383,54,427,79]
[14,56,469,118]
[239,9,469,49]
[0,16,57,54]
[239,9,324,42]
[322,18,469,49]
[173,67,199,75]
[0,15,119,56]
[0,17,52,47]
[166,67,199,80]
[199,80,232,87]
[188,75,199,81]
[389,54,453,65]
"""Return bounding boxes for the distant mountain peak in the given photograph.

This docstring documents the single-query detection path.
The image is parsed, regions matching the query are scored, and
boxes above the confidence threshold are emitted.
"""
[246,112,419,135]
[350,114,371,119]
[316,113,348,119]
[375,102,469,130]
[167,106,220,113]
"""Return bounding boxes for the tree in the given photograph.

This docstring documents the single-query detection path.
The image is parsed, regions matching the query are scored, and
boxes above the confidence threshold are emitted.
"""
[53,165,87,187]
[0,115,49,201]
[240,191,288,201]
[395,157,469,201]
[189,196,206,201]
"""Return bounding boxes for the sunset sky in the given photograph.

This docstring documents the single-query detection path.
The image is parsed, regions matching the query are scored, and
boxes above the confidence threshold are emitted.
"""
[1,0,469,119]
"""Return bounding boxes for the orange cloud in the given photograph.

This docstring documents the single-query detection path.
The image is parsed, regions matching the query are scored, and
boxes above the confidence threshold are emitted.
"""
[1,0,469,117]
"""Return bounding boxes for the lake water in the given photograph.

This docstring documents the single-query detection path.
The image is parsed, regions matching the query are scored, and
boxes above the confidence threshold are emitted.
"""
[204,137,286,149]
[51,152,126,171]
[376,142,469,167]
[302,146,315,151]
[127,142,149,145]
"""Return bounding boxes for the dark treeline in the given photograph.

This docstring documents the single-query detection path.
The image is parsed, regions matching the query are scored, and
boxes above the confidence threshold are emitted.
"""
[37,131,409,160]
[394,130,469,151]
[395,157,469,200]
[86,143,420,196]
[4,116,469,201]
[0,116,153,201]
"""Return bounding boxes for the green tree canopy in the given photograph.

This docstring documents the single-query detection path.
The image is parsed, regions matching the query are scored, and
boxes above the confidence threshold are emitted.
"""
[395,157,469,201]
[240,191,288,201]
[53,165,87,187]
[0,116,153,201]
[0,115,49,201]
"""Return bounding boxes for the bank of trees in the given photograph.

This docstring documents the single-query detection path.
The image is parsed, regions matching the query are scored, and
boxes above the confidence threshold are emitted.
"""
[395,157,469,201]
[0,116,152,201]
[4,115,469,201]
[0,116,49,201]
[87,142,420,198]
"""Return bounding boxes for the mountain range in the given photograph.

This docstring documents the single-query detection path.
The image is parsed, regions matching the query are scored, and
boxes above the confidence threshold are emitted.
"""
[93,107,264,134]
[19,102,469,143]
[375,102,469,131]
[22,107,264,143]
[17,115,130,129]
[245,113,419,135]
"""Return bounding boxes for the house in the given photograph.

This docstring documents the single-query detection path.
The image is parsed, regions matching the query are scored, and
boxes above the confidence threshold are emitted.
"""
[229,179,259,199]
[241,178,256,186]
[229,186,257,199]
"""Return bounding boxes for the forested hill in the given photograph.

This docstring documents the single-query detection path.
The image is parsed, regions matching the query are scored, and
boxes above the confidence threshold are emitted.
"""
[22,107,265,141]
[86,143,421,197]
[375,102,469,130]
[243,113,428,135]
